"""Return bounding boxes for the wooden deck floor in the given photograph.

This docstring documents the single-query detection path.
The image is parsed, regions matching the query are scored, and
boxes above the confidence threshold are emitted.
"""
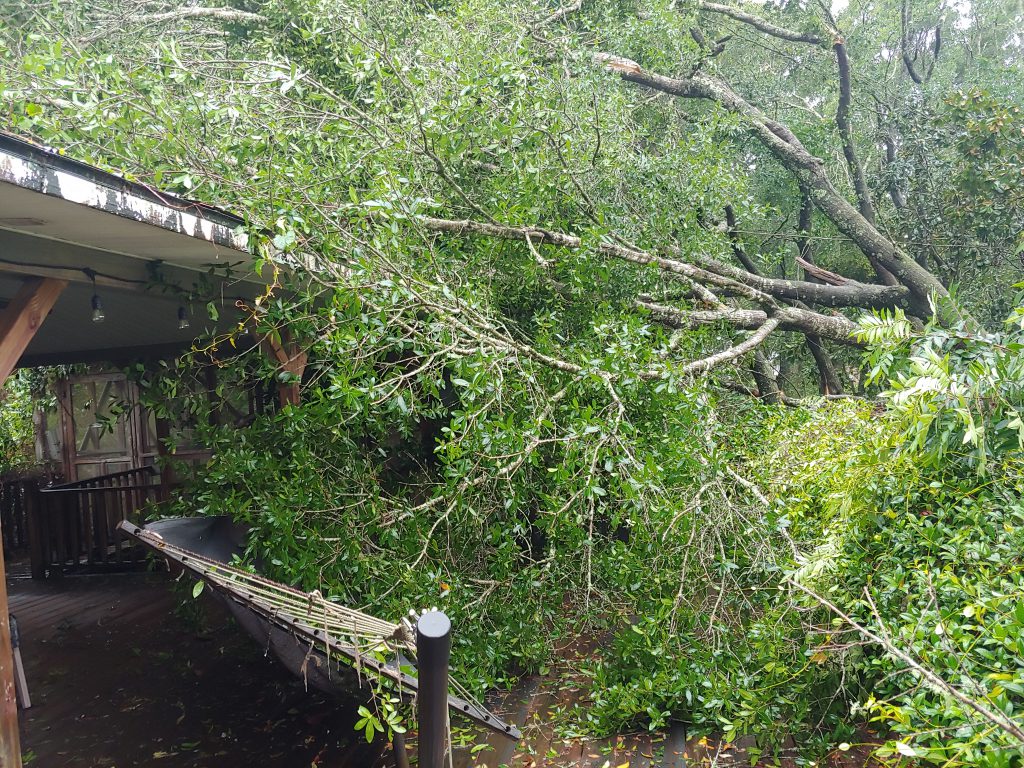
[8,569,168,643]
[6,563,694,767]
[7,565,383,767]
[6,562,864,767]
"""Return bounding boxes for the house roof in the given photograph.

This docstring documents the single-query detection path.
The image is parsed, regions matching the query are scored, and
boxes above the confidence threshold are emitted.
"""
[0,131,269,366]
[0,131,247,250]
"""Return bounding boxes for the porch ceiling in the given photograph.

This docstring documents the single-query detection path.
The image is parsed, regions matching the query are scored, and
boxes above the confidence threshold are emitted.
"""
[0,272,246,367]
[0,131,270,366]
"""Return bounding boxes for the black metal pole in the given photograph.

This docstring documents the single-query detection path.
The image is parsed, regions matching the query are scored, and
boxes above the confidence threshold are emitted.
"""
[416,610,451,768]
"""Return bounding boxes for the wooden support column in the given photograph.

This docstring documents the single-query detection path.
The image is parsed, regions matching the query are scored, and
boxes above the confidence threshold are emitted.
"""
[261,329,308,408]
[0,279,67,384]
[0,277,66,768]
[0,545,18,768]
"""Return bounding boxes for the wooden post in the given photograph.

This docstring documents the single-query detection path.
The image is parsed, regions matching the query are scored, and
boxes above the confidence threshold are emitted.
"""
[9,616,29,710]
[154,417,173,503]
[56,379,75,482]
[260,329,308,408]
[0,277,66,768]
[0,545,18,768]
[31,407,46,466]
[23,482,45,582]
[0,278,66,384]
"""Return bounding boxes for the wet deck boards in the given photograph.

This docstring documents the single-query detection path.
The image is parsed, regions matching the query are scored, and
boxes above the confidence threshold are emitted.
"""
[6,567,876,767]
[6,567,700,767]
[3,569,716,767]
[8,569,384,767]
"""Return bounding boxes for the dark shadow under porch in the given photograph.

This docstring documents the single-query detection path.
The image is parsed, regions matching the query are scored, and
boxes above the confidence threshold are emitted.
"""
[8,565,385,767]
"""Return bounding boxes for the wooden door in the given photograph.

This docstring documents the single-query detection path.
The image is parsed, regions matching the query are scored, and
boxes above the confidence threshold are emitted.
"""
[58,373,144,482]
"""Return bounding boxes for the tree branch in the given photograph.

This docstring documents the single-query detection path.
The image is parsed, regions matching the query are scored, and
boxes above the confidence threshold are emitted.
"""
[751,350,782,404]
[882,134,908,211]
[794,255,848,286]
[410,214,778,304]
[696,2,824,45]
[833,37,899,285]
[790,190,845,393]
[804,333,844,394]
[123,7,266,25]
[678,316,782,377]
[413,213,906,309]
[900,0,925,84]
[595,53,968,325]
[697,251,905,308]
[536,0,584,28]
[723,205,761,274]
[720,204,844,393]
[790,579,1024,747]
[721,203,846,394]
[796,185,815,269]
[721,378,800,407]
[637,300,862,346]
[689,26,729,58]
[81,5,266,42]
[833,39,876,225]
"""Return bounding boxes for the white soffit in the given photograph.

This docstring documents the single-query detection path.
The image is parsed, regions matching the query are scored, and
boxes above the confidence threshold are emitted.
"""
[0,132,251,273]
[0,132,269,364]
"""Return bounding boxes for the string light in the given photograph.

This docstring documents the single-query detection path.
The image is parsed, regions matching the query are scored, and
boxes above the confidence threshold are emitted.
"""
[91,294,105,323]
[0,257,250,322]
[83,269,105,324]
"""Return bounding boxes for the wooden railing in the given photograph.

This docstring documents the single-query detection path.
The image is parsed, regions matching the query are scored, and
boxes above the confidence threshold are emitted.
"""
[29,466,162,579]
[0,478,35,554]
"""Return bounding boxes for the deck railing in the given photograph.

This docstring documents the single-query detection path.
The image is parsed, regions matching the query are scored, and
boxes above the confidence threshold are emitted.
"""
[0,478,35,554]
[29,466,162,579]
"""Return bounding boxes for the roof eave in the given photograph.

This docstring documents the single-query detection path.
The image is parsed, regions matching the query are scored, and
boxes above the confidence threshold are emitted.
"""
[0,131,249,253]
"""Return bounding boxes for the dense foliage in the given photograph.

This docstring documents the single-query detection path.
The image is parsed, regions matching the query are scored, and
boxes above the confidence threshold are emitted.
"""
[0,371,35,476]
[2,0,1023,762]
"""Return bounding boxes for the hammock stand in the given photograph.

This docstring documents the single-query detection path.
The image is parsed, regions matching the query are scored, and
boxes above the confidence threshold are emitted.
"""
[117,517,520,741]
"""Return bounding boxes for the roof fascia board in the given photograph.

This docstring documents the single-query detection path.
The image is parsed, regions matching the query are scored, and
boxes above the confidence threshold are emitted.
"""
[0,133,249,253]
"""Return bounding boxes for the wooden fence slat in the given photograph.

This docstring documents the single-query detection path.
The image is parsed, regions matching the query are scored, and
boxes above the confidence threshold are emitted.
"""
[25,481,45,580]
[55,494,68,569]
[14,484,24,550]
[111,485,121,567]
[0,480,33,553]
[2,484,10,550]
[33,466,160,576]
[85,488,96,566]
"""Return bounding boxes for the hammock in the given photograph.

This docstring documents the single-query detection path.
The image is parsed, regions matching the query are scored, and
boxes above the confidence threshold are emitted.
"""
[118,517,520,739]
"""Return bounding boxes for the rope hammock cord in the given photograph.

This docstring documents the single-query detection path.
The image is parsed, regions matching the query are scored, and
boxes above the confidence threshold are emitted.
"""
[137,525,491,737]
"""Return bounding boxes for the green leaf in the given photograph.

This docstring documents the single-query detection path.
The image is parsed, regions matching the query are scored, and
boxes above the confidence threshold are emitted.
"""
[273,230,296,250]
[895,741,918,757]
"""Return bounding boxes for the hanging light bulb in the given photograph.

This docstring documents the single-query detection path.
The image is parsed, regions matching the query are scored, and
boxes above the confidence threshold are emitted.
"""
[177,306,190,330]
[83,269,105,323]
[91,293,105,323]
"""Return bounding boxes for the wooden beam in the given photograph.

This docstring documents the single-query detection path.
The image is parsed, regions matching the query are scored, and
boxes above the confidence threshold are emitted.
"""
[0,277,65,768]
[0,260,140,292]
[0,278,67,383]
[261,329,308,407]
[0,230,260,301]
